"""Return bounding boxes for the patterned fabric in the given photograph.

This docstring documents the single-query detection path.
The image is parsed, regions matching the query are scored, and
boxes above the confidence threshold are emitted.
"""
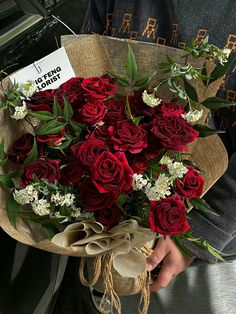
[81,0,236,153]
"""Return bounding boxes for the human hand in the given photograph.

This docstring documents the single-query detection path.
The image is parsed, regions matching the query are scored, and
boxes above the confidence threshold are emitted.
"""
[147,236,194,292]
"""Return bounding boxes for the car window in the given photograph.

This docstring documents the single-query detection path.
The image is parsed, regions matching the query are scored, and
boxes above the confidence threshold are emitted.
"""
[0,0,25,32]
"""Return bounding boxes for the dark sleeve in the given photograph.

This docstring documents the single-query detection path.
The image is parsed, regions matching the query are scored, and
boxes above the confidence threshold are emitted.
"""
[80,0,115,34]
[183,151,236,262]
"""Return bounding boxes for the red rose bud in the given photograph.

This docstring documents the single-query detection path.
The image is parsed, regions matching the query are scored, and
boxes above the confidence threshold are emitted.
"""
[92,151,133,193]
[109,121,148,153]
[78,101,107,125]
[160,102,185,117]
[26,90,55,112]
[59,161,83,185]
[8,133,34,163]
[149,195,190,236]
[151,116,199,151]
[71,139,109,172]
[59,77,85,108]
[81,76,116,101]
[128,154,149,174]
[21,159,60,187]
[80,179,119,211]
[175,166,204,199]
[94,205,123,227]
[103,97,127,125]
[86,124,113,148]
[36,129,65,147]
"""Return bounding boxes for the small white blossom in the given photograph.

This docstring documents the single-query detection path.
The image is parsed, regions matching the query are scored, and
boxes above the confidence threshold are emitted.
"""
[13,185,38,205]
[32,199,50,216]
[51,192,75,207]
[11,102,28,120]
[30,117,41,127]
[160,156,173,166]
[71,205,81,218]
[132,173,149,191]
[145,174,172,201]
[142,90,162,108]
[19,80,37,98]
[168,161,188,179]
[222,48,231,58]
[181,109,203,123]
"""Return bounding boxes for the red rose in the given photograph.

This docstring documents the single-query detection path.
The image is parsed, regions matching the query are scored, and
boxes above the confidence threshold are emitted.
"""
[109,121,147,153]
[151,116,199,151]
[78,101,107,125]
[87,124,113,148]
[103,97,126,125]
[94,205,123,227]
[92,151,133,193]
[36,129,65,147]
[59,77,85,108]
[160,102,185,117]
[128,154,149,174]
[81,77,116,101]
[80,179,119,211]
[26,90,55,112]
[149,195,190,236]
[59,161,83,185]
[71,139,109,172]
[21,159,60,186]
[8,133,34,163]
[175,166,204,199]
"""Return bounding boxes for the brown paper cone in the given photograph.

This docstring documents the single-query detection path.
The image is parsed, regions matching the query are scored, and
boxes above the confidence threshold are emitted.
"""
[0,35,228,267]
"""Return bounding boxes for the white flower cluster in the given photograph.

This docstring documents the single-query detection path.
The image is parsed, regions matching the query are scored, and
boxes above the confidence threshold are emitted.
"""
[132,174,148,191]
[13,185,38,205]
[11,101,28,120]
[32,199,51,216]
[181,109,203,123]
[19,80,37,98]
[142,90,162,108]
[145,174,172,201]
[168,161,188,179]
[160,156,188,179]
[51,192,75,207]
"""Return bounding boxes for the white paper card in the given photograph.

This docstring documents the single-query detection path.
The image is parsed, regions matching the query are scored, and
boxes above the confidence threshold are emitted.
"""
[10,47,75,91]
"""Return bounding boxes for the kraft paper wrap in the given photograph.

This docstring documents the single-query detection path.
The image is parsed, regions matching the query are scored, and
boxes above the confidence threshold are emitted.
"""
[0,36,228,292]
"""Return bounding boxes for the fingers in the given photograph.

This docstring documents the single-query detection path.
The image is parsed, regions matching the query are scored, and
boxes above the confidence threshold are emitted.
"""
[149,261,176,292]
[146,237,167,271]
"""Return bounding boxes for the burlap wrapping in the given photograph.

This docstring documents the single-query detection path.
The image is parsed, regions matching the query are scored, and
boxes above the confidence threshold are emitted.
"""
[0,35,228,297]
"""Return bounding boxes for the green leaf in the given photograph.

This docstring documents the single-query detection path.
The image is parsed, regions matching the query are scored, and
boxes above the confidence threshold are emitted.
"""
[42,225,58,240]
[0,138,4,160]
[116,194,128,207]
[126,45,137,81]
[172,235,193,257]
[190,198,219,216]
[0,159,7,166]
[133,116,144,126]
[117,76,130,87]
[0,175,14,188]
[202,96,234,109]
[70,121,84,137]
[125,94,133,121]
[50,139,72,150]
[31,111,54,121]
[194,124,225,137]
[53,97,62,116]
[6,192,22,228]
[63,98,74,122]
[183,78,199,102]
[24,137,38,164]
[36,120,65,135]
[201,64,208,86]
[209,51,236,84]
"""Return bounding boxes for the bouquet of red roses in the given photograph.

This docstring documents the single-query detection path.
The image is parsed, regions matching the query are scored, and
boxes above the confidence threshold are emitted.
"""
[0,35,234,314]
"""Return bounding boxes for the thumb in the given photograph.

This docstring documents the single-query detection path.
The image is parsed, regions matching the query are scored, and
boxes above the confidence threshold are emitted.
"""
[147,237,167,271]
